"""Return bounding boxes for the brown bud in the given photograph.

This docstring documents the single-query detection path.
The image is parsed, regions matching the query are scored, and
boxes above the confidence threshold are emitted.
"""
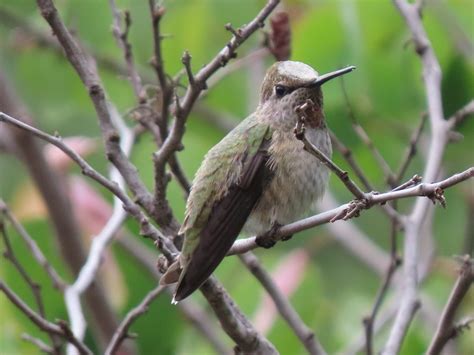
[269,12,291,61]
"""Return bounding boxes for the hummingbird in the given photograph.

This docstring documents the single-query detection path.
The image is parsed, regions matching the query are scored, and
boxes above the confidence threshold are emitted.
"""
[160,61,355,303]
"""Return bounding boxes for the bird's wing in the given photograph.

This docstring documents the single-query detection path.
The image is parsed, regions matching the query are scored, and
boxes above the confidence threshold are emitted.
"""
[173,120,273,302]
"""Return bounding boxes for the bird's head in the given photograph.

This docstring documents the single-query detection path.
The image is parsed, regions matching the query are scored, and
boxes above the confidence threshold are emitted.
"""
[258,61,355,128]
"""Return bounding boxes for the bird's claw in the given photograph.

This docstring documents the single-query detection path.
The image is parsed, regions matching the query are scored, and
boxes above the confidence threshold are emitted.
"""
[255,222,283,249]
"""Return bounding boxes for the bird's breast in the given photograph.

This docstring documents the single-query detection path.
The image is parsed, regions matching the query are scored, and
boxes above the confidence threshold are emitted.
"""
[243,127,332,235]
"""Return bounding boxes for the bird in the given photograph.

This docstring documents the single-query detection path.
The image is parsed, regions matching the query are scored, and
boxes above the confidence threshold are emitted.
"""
[160,61,355,303]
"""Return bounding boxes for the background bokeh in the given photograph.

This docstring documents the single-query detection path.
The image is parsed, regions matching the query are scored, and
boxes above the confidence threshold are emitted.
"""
[0,0,473,354]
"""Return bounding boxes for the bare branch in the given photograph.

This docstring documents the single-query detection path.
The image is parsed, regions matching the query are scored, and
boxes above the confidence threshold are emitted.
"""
[240,252,327,355]
[0,282,92,355]
[384,0,456,350]
[115,234,230,354]
[318,193,390,275]
[364,236,402,355]
[0,217,46,330]
[151,0,280,227]
[22,333,55,354]
[105,285,165,355]
[329,130,374,191]
[199,277,278,354]
[63,109,136,349]
[0,201,63,353]
[36,0,155,217]
[447,99,474,129]
[229,167,474,255]
[294,99,366,200]
[0,71,120,350]
[427,256,474,354]
[0,199,65,290]
[0,82,275,355]
[177,0,280,120]
[0,112,171,249]
[340,77,397,186]
[395,113,427,183]
[109,1,143,100]
[205,47,270,92]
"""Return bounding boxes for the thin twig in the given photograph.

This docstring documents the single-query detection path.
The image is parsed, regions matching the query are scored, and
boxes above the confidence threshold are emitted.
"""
[427,256,474,354]
[63,106,136,351]
[229,167,474,255]
[147,0,192,209]
[148,0,171,135]
[384,0,452,351]
[340,77,397,187]
[0,112,172,249]
[0,282,92,355]
[105,285,165,355]
[0,71,117,352]
[329,130,374,191]
[0,199,65,290]
[0,207,63,353]
[0,218,46,330]
[395,113,427,183]
[109,0,143,100]
[240,252,327,355]
[151,0,280,230]
[115,234,230,354]
[363,220,402,355]
[36,0,156,218]
[0,102,275,355]
[22,333,55,354]
[294,99,366,200]
[447,99,474,129]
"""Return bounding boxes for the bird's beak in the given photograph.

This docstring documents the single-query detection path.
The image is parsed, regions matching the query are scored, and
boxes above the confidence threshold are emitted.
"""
[307,66,356,87]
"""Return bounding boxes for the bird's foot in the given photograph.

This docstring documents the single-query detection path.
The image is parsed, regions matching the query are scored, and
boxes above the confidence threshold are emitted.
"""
[256,222,283,249]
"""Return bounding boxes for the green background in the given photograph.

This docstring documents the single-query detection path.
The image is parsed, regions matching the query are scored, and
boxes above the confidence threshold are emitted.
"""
[0,0,473,354]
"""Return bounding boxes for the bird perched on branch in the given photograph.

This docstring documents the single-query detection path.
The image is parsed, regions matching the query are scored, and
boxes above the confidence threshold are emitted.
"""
[160,61,355,303]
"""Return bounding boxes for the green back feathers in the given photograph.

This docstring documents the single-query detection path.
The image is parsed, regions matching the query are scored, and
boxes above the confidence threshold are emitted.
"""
[179,116,271,257]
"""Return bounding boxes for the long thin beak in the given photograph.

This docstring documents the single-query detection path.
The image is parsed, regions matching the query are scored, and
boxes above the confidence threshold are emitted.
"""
[307,65,356,87]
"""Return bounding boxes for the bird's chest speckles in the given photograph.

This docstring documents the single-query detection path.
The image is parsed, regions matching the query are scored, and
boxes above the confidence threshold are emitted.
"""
[244,128,331,235]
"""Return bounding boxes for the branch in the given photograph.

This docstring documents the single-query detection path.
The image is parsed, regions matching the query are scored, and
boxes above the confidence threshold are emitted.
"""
[329,130,374,191]
[36,0,156,217]
[63,107,136,350]
[115,234,229,354]
[340,77,397,187]
[0,110,274,355]
[447,99,474,129]
[0,211,62,352]
[109,0,143,100]
[0,281,92,355]
[0,72,119,349]
[177,0,280,120]
[384,0,454,351]
[240,252,327,355]
[105,285,165,355]
[148,0,172,135]
[199,277,278,354]
[317,193,390,276]
[0,112,165,238]
[427,256,474,354]
[395,112,427,183]
[151,0,279,227]
[229,167,474,255]
[294,99,366,200]
[22,333,54,354]
[0,199,65,290]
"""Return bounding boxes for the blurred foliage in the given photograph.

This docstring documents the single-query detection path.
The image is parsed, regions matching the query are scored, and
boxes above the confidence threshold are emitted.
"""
[0,0,473,354]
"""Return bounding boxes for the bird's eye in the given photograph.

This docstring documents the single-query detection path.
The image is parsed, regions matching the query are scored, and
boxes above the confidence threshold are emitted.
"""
[274,85,289,98]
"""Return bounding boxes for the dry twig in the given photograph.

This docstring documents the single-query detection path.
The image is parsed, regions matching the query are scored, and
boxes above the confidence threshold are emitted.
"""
[427,256,474,354]
[240,252,326,355]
